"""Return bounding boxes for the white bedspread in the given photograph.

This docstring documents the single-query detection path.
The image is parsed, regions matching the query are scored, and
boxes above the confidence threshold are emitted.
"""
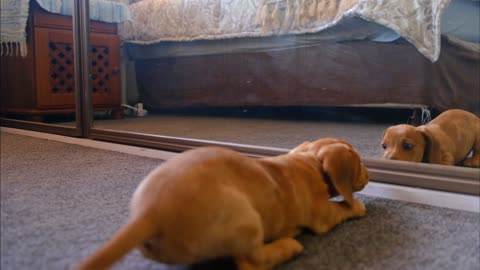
[120,0,451,62]
[1,0,29,57]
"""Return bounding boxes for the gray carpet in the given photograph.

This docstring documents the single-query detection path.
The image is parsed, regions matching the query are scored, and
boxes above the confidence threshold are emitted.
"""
[1,132,479,270]
[93,115,388,159]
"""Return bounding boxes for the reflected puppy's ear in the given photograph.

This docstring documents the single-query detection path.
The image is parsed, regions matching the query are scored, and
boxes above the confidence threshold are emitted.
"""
[317,143,358,206]
[417,127,442,164]
[382,128,387,140]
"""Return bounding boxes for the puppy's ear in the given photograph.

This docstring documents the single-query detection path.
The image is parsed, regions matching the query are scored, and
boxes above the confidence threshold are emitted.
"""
[317,144,357,206]
[417,127,442,164]
[291,138,353,155]
[289,141,311,154]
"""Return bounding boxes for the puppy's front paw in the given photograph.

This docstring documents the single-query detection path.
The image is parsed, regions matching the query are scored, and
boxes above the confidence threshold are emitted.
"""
[462,157,480,168]
[351,200,366,217]
[283,238,304,256]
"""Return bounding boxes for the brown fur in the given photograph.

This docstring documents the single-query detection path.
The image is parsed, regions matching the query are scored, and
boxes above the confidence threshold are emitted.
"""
[75,138,369,270]
[381,109,480,167]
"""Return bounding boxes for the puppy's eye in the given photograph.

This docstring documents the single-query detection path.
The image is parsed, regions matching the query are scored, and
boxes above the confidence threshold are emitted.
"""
[381,143,387,150]
[403,143,414,150]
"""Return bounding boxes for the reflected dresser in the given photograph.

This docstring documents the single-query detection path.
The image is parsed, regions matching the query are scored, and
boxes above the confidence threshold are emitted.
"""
[0,3,122,122]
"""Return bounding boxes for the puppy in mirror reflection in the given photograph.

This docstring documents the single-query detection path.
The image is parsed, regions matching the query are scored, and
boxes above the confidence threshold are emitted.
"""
[381,109,479,167]
[75,138,368,270]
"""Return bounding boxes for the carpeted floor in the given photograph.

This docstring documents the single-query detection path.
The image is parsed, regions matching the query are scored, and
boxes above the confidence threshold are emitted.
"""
[93,115,389,159]
[55,107,421,159]
[1,132,479,270]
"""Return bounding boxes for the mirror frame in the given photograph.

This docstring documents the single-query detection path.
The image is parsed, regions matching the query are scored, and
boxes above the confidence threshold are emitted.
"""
[79,0,477,196]
[0,118,79,136]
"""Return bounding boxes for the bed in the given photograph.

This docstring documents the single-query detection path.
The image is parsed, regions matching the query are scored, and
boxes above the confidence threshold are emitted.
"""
[119,0,480,116]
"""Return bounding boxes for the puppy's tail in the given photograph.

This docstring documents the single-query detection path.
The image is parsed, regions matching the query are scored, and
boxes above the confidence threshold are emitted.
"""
[74,215,156,270]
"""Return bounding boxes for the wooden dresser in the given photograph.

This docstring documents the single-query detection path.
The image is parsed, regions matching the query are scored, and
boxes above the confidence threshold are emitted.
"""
[0,3,122,122]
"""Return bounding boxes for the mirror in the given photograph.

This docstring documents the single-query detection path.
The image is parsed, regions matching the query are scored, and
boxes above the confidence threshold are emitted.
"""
[0,1,82,131]
[80,0,128,130]
[90,0,479,169]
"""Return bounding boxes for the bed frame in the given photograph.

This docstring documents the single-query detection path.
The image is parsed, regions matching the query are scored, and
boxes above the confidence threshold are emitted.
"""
[131,36,479,116]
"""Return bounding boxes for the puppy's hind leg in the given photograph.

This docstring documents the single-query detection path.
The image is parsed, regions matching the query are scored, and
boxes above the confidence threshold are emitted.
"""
[236,238,303,270]
[462,129,480,168]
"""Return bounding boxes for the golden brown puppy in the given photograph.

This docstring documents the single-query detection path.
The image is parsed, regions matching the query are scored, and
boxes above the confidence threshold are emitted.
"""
[381,109,480,167]
[75,138,369,270]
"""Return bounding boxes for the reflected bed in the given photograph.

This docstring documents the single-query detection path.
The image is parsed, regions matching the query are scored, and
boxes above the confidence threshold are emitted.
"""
[1,0,479,117]
[121,0,480,115]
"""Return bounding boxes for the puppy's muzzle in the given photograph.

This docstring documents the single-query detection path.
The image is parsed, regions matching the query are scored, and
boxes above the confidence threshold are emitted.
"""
[383,152,400,161]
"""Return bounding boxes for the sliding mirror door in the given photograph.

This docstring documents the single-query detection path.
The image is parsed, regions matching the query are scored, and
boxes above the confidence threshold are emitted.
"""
[81,0,127,135]
[0,0,88,136]
[86,0,479,193]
